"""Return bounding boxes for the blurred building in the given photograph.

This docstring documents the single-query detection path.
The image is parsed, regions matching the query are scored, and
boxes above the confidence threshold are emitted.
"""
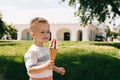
[14,23,106,41]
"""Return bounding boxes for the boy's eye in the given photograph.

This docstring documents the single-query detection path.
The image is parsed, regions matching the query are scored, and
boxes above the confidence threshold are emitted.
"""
[40,31,50,33]
[41,32,44,33]
[47,31,50,33]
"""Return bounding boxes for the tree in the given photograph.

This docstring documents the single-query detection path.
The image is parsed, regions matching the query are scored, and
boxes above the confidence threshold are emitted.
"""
[105,26,112,37]
[7,24,17,40]
[61,0,120,25]
[0,13,17,39]
[0,17,8,38]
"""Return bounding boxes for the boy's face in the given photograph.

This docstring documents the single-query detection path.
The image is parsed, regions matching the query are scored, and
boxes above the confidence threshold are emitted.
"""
[31,23,50,44]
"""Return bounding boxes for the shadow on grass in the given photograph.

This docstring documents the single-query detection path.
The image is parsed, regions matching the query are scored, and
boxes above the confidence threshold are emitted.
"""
[0,56,29,80]
[54,53,120,80]
[1,52,120,80]
[92,42,120,49]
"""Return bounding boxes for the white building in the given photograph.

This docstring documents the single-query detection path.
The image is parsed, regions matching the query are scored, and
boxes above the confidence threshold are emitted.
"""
[112,26,120,33]
[14,23,105,41]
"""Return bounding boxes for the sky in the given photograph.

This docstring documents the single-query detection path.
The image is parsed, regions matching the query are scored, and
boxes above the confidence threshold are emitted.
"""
[0,0,119,28]
[0,0,78,24]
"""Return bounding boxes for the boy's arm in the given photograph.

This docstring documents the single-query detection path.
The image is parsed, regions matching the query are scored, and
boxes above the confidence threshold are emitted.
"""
[27,60,54,74]
[53,66,65,75]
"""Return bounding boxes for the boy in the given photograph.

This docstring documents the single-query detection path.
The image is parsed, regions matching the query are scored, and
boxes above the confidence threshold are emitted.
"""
[24,17,65,80]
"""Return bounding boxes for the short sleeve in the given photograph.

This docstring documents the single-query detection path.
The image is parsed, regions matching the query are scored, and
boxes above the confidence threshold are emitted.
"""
[24,51,38,69]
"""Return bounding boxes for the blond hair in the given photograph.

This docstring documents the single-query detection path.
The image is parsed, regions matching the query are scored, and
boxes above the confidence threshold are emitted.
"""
[30,17,49,32]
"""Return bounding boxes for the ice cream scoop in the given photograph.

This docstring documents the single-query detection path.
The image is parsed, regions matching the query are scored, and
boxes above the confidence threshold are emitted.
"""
[49,38,57,49]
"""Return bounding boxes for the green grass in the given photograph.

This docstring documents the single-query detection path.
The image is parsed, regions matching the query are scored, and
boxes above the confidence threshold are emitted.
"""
[0,41,120,80]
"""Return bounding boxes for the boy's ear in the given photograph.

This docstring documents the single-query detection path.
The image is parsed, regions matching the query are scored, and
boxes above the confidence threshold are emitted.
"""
[30,32,35,38]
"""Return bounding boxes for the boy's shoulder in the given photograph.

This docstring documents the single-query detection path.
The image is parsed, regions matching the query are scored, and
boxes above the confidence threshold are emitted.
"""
[24,44,37,57]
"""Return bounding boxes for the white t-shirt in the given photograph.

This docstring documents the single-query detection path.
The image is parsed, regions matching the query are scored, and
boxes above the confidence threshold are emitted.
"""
[24,44,52,78]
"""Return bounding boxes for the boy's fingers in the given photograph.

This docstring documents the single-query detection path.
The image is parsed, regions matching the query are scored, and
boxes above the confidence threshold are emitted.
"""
[59,69,63,75]
[49,60,54,63]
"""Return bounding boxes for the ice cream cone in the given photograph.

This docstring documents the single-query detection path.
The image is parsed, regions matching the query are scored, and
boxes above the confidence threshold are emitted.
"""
[49,38,58,60]
[49,48,58,60]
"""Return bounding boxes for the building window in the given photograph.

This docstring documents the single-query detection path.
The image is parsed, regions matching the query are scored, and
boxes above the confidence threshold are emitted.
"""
[64,32,70,41]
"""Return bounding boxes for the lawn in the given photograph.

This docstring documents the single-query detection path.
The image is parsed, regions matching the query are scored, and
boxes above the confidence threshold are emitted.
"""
[0,41,120,80]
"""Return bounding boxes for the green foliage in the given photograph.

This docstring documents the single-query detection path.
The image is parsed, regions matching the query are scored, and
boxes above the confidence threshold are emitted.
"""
[0,19,8,38]
[0,41,120,80]
[7,25,17,39]
[0,13,17,39]
[105,26,112,37]
[61,0,120,25]
[106,27,120,38]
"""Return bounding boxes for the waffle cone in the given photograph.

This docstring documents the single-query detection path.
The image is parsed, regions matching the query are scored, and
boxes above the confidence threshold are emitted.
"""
[49,48,58,60]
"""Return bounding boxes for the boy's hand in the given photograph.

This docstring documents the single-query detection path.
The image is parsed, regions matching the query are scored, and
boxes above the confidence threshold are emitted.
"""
[58,67,65,75]
[54,67,65,75]
[46,60,54,70]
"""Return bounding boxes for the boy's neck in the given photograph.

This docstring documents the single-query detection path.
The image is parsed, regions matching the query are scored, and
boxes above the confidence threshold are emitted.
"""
[34,41,44,47]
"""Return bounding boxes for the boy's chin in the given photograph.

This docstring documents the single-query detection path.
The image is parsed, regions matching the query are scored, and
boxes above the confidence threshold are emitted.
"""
[43,40,49,43]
